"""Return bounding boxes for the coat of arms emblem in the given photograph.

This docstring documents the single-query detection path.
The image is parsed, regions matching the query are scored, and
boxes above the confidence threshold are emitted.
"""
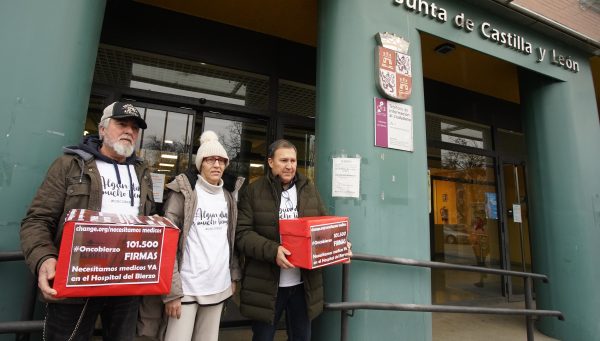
[375,32,412,101]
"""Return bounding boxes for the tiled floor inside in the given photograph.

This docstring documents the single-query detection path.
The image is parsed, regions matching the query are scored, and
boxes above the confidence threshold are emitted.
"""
[432,301,560,341]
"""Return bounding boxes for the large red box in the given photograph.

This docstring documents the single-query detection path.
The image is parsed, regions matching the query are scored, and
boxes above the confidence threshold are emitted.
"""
[53,209,179,298]
[280,216,349,269]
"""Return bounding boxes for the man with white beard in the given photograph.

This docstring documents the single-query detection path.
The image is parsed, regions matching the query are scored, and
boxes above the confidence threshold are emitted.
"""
[20,101,154,341]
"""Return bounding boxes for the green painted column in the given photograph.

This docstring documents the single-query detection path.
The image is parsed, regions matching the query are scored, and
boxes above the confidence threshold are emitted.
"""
[520,66,600,340]
[0,1,105,336]
[314,1,431,340]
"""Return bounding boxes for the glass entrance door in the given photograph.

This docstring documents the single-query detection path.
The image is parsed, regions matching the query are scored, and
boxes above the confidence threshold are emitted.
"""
[200,113,269,184]
[429,149,502,304]
[282,126,316,180]
[502,162,532,300]
[133,103,196,207]
[136,104,196,178]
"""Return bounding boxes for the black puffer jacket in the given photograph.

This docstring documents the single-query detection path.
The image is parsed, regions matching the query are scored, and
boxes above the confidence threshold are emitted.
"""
[235,171,327,323]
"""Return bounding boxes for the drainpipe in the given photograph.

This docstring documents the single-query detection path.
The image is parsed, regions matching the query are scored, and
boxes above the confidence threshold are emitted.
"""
[488,0,600,55]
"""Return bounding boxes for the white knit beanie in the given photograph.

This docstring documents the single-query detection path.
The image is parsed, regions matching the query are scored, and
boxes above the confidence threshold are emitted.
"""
[195,131,229,170]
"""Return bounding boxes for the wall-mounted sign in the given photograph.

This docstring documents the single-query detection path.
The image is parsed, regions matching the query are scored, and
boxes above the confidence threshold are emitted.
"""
[392,0,580,73]
[374,97,413,152]
[375,32,412,101]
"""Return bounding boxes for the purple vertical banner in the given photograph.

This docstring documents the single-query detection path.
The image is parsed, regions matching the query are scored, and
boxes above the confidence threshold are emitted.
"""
[374,97,388,148]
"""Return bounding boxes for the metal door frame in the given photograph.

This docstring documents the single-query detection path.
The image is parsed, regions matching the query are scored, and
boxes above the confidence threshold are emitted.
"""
[497,155,531,302]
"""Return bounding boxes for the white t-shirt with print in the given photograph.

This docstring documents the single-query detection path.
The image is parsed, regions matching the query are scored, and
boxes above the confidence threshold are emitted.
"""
[278,185,302,287]
[180,183,231,296]
[96,160,140,216]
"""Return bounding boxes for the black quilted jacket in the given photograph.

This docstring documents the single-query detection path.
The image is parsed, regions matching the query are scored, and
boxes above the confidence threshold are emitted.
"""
[235,171,327,323]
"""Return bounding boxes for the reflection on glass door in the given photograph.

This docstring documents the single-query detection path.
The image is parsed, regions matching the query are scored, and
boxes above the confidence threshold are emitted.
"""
[135,103,195,193]
[503,163,532,299]
[202,115,268,184]
[429,147,501,304]
[283,126,315,180]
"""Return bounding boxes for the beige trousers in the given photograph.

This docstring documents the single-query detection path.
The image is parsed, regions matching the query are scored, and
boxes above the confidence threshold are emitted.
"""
[164,300,224,341]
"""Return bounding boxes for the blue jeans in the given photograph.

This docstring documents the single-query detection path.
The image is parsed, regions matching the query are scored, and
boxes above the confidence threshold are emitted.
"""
[252,284,311,341]
[44,296,140,341]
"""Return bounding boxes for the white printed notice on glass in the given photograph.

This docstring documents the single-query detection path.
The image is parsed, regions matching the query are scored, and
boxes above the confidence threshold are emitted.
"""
[332,158,360,198]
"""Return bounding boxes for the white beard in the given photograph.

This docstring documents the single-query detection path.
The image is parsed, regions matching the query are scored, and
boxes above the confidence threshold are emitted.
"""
[112,141,135,158]
[103,135,135,158]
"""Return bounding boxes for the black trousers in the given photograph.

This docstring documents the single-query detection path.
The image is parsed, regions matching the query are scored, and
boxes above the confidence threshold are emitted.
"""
[44,296,140,341]
[251,284,310,341]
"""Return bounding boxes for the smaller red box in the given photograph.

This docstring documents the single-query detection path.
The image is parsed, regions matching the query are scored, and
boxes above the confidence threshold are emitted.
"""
[280,216,349,269]
[53,209,179,298]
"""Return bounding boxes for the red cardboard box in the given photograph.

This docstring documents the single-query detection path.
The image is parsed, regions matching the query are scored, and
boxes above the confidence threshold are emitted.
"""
[280,216,349,269]
[53,209,179,298]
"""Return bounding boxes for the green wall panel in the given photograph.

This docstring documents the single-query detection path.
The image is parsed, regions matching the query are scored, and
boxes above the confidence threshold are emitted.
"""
[520,67,600,340]
[0,1,105,338]
[315,1,431,340]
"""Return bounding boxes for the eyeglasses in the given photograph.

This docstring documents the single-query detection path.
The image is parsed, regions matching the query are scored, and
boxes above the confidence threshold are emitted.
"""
[204,156,228,166]
[281,190,294,210]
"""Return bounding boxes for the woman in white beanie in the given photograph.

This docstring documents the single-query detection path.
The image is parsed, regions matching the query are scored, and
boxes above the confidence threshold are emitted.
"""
[152,131,244,341]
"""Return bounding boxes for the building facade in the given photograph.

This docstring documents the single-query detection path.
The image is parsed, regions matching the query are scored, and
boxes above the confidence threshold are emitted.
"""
[1,1,599,340]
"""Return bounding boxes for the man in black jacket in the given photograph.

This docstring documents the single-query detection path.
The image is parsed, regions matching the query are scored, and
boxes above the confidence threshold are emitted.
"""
[236,139,326,341]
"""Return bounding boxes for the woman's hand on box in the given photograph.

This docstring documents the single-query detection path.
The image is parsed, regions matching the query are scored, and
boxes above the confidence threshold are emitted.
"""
[165,298,182,319]
[276,246,295,269]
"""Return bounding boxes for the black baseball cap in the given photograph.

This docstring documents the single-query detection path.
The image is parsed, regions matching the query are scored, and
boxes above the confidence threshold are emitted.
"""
[100,101,147,129]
